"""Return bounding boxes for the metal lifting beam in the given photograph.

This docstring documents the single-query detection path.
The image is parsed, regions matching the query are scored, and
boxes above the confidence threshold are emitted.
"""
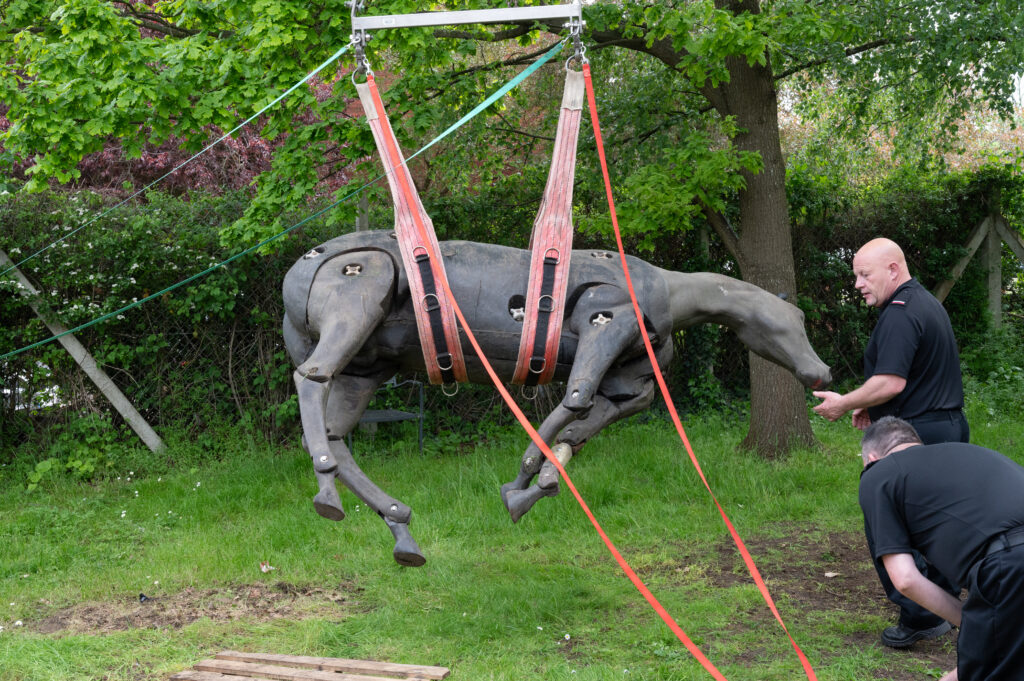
[351,2,581,32]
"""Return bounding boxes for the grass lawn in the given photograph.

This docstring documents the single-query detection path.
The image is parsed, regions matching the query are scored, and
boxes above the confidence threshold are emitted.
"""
[1,403,1021,681]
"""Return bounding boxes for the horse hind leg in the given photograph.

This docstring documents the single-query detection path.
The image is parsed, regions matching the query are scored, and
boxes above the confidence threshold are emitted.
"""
[324,371,425,567]
[293,252,394,522]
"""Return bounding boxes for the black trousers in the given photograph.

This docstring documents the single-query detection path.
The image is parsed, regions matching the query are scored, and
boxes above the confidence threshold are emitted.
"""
[958,543,1024,680]
[905,409,970,446]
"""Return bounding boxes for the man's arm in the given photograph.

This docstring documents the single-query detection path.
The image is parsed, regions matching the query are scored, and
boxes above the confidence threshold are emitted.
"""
[812,373,906,422]
[881,553,962,626]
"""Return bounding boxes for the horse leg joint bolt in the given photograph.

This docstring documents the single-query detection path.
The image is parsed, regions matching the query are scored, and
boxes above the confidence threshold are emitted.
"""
[314,456,337,473]
[381,503,412,524]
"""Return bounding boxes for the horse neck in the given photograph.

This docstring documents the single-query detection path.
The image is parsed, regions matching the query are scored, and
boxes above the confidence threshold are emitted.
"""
[661,269,764,333]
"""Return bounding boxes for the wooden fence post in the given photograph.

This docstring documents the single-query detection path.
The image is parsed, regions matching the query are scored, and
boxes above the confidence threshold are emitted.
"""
[0,250,165,452]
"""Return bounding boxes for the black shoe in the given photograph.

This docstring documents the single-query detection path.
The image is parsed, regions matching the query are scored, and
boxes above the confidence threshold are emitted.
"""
[880,621,952,648]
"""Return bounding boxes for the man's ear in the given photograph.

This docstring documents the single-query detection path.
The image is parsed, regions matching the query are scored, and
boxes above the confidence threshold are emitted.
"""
[864,451,881,464]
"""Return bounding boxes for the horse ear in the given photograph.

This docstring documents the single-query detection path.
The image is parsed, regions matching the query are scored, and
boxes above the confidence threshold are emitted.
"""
[776,292,789,301]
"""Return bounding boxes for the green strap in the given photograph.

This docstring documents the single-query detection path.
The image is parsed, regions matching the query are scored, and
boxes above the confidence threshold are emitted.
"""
[0,41,566,362]
[406,41,564,163]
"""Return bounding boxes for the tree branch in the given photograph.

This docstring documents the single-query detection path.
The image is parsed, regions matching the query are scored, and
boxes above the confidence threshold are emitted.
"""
[774,37,914,81]
[700,203,745,270]
[432,25,533,42]
[484,126,554,142]
[419,42,563,103]
[111,0,204,38]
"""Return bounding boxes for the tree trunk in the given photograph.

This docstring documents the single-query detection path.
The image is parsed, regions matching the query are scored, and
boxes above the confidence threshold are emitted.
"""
[707,2,817,456]
[590,0,821,456]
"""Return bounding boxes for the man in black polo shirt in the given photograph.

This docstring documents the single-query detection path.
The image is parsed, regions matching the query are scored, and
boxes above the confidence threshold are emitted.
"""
[814,237,970,647]
[859,417,1024,681]
[813,237,969,442]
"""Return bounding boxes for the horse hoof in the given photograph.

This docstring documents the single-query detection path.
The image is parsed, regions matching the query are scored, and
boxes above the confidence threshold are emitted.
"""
[386,518,426,567]
[313,488,345,521]
[505,485,558,523]
[394,546,427,567]
[499,480,518,508]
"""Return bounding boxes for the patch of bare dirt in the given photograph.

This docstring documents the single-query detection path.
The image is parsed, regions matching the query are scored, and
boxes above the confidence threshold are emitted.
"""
[29,581,362,636]
[709,528,958,680]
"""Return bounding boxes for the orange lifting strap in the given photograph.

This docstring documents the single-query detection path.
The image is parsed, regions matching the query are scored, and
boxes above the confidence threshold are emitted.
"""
[356,75,468,386]
[511,68,584,386]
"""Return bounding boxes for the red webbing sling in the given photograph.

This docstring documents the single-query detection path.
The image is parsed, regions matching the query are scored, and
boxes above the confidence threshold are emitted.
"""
[511,68,584,386]
[356,75,468,386]
[581,62,819,681]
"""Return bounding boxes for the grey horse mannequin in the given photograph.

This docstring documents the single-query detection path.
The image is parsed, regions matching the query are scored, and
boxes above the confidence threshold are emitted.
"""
[283,231,831,566]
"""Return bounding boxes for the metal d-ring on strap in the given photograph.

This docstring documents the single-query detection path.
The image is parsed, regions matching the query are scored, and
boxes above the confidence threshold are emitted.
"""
[355,65,467,387]
[511,43,585,387]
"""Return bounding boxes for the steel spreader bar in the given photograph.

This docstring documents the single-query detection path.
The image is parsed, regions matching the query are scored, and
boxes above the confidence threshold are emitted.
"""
[351,1,581,32]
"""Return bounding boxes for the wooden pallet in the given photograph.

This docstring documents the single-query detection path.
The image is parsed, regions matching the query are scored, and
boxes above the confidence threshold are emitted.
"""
[170,651,450,681]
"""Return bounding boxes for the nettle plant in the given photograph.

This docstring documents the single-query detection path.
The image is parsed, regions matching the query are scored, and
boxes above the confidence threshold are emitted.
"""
[25,414,126,490]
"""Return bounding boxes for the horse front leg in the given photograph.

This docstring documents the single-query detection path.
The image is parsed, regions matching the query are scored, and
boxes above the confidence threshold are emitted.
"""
[554,343,670,460]
[561,286,643,414]
[500,404,578,523]
[502,288,644,522]
[505,333,670,522]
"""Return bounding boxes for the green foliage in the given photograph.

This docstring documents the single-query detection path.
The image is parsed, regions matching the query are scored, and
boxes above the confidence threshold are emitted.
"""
[787,159,1024,388]
[601,117,763,250]
[962,322,1024,418]
[22,414,126,490]
[784,1,1024,158]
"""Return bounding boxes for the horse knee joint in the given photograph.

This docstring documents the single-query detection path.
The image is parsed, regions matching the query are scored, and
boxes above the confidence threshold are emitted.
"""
[313,452,338,474]
[297,364,330,382]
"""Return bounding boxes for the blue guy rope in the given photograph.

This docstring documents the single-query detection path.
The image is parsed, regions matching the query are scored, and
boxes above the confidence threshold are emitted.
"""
[0,40,566,362]
[0,44,353,279]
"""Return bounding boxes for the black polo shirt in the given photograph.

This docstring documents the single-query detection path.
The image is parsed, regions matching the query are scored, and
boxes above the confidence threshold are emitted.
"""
[864,278,964,421]
[859,442,1024,587]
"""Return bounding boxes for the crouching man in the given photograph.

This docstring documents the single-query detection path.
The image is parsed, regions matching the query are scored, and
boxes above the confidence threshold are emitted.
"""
[858,416,1024,680]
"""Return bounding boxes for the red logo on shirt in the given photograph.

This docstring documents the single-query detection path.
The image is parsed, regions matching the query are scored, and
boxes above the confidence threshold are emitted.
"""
[891,300,906,305]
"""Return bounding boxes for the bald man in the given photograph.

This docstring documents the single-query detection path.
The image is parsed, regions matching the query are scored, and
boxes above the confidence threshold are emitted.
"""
[814,238,970,648]
[813,238,969,443]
